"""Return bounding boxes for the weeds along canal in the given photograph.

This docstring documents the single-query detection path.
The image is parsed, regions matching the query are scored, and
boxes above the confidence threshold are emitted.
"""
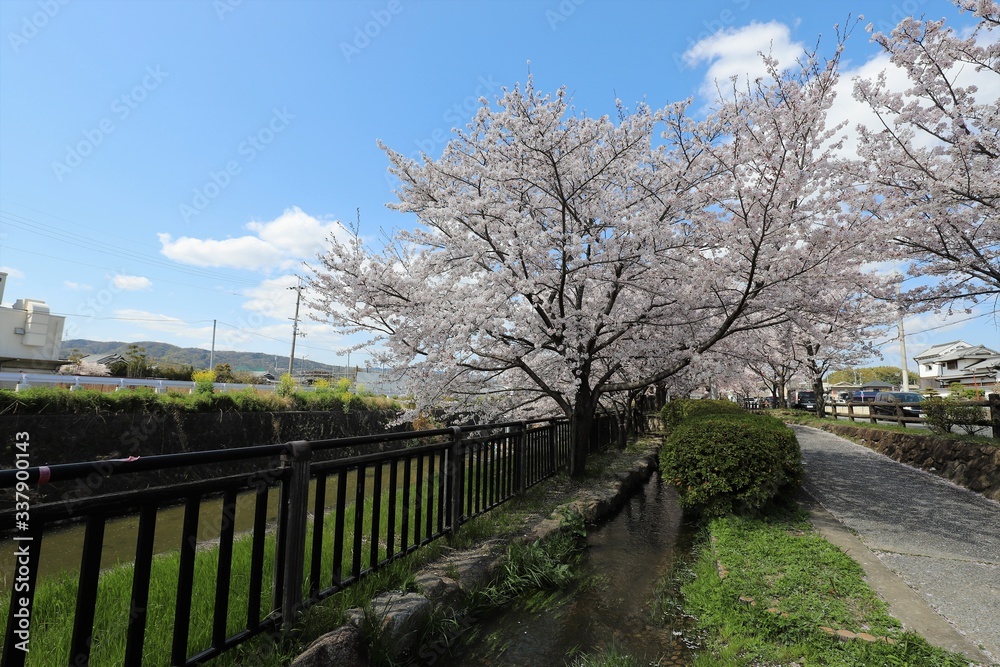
[436,471,699,666]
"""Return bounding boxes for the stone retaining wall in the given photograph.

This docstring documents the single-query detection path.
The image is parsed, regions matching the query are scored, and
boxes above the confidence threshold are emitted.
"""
[291,440,662,667]
[822,424,1000,501]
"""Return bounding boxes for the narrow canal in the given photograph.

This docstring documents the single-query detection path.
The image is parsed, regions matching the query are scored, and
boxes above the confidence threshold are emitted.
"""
[437,471,698,666]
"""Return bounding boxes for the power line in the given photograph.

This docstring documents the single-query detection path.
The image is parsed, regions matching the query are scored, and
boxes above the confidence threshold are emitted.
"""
[873,309,996,347]
[0,245,246,296]
[0,209,260,287]
[216,320,368,357]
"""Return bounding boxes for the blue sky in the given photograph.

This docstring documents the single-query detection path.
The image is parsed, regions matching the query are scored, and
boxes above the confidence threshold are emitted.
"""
[0,0,996,373]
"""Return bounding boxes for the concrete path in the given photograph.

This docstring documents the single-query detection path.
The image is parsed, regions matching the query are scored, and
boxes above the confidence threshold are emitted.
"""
[792,425,1000,665]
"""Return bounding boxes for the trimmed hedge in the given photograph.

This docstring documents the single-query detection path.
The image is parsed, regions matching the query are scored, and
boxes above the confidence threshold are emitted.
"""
[659,401,802,517]
[660,398,745,436]
[0,386,398,416]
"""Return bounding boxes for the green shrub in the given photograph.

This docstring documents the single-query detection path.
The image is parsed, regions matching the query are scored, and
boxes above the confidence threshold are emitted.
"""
[276,373,297,399]
[659,407,802,517]
[659,399,743,436]
[0,385,397,416]
[192,369,216,394]
[924,396,988,435]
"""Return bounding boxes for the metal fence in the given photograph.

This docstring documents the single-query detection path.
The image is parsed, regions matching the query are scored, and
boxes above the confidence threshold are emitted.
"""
[0,415,619,666]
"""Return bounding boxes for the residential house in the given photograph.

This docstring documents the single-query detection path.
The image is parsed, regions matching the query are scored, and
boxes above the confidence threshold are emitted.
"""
[913,340,1000,391]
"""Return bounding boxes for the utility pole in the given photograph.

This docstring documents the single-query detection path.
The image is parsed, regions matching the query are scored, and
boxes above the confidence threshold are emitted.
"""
[897,283,910,392]
[288,277,303,376]
[209,319,217,371]
[899,314,910,392]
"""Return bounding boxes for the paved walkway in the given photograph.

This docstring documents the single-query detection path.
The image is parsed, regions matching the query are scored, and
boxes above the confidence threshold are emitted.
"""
[793,425,1000,665]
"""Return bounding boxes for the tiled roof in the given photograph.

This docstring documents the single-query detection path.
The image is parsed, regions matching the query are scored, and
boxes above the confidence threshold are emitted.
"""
[913,340,968,360]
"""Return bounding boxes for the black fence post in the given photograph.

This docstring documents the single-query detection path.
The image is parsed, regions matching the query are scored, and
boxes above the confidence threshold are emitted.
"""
[515,422,527,495]
[548,419,558,475]
[278,440,311,629]
[448,426,464,536]
[989,394,1000,441]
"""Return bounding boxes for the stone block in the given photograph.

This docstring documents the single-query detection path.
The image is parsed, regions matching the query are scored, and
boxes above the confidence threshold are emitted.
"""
[291,625,366,667]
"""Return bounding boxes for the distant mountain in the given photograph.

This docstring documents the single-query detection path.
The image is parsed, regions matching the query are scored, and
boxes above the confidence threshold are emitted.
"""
[60,339,341,374]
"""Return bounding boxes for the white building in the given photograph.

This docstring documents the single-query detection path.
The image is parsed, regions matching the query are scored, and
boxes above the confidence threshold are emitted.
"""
[913,340,1000,391]
[0,272,67,373]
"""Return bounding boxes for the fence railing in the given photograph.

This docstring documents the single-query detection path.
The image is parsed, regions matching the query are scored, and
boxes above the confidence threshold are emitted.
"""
[759,396,1000,439]
[0,415,616,666]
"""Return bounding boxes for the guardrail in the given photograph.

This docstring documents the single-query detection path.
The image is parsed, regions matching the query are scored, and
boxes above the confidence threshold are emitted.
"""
[0,371,310,394]
[0,415,622,666]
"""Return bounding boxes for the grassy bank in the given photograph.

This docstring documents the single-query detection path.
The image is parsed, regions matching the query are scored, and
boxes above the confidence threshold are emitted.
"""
[676,509,972,667]
[548,506,973,667]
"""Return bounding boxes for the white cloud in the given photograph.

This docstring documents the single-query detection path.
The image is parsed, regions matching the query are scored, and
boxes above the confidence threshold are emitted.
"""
[111,274,152,291]
[242,274,300,317]
[0,266,25,279]
[158,206,349,271]
[683,21,805,101]
[64,281,93,291]
[830,27,999,159]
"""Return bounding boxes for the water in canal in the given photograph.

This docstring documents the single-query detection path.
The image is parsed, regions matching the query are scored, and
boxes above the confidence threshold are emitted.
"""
[437,471,698,666]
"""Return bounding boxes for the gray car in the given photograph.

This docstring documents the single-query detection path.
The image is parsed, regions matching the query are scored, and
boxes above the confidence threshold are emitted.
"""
[872,391,924,417]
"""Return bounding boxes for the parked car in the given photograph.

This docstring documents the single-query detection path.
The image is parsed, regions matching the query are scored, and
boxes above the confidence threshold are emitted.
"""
[852,390,879,403]
[871,392,924,417]
[789,390,817,410]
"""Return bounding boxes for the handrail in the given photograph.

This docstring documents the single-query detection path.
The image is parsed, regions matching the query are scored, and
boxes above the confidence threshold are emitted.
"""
[0,413,627,667]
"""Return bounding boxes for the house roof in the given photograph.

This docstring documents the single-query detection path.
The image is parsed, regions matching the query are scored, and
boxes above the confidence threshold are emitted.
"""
[913,340,969,361]
[932,345,999,363]
[859,381,893,389]
[81,353,125,366]
[964,355,1000,372]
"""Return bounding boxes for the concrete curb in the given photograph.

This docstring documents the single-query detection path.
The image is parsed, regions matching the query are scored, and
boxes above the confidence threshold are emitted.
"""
[800,491,993,665]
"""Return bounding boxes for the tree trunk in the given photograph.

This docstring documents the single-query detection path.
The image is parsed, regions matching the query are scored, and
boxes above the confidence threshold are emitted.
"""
[569,389,595,478]
[812,375,826,418]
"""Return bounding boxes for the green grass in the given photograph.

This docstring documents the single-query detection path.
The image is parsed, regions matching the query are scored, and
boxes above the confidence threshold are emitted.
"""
[567,642,647,667]
[678,510,973,667]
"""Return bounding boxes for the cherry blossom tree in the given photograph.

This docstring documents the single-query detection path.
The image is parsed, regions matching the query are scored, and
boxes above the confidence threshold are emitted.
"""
[310,52,888,475]
[786,282,891,417]
[723,324,802,408]
[852,1,999,304]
